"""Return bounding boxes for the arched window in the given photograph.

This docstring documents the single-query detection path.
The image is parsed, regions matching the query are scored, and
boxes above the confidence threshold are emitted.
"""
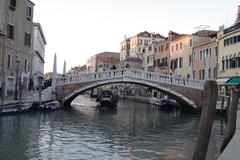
[238,53,240,67]
[226,56,229,69]
[208,68,211,79]
[202,69,205,80]
[199,70,201,80]
[222,56,225,71]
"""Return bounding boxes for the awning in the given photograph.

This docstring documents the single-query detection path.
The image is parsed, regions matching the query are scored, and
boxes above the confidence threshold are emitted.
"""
[224,77,240,86]
[216,78,230,85]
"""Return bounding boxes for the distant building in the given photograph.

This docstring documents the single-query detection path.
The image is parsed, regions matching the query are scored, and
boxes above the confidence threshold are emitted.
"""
[87,52,120,73]
[44,72,62,81]
[120,37,130,61]
[218,6,240,79]
[86,55,97,73]
[120,31,166,62]
[192,33,218,80]
[32,23,47,88]
[120,57,143,70]
[68,65,87,76]
[0,0,35,96]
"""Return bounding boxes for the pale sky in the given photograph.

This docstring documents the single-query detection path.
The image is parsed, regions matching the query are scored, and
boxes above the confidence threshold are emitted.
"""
[31,0,239,73]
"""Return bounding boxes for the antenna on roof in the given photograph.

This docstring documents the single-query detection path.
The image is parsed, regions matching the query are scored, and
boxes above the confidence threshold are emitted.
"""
[194,25,210,32]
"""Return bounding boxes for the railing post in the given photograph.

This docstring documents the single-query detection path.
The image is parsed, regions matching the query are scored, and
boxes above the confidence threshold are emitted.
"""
[193,80,218,160]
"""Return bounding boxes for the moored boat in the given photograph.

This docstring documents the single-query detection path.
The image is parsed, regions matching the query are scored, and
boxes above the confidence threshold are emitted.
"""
[0,102,33,114]
[38,100,61,111]
[150,98,177,111]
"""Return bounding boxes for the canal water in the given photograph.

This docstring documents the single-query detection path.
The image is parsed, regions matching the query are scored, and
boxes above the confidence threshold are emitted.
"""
[0,95,226,160]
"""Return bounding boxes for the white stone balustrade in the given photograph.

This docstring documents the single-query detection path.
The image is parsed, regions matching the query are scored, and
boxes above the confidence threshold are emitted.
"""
[56,69,204,90]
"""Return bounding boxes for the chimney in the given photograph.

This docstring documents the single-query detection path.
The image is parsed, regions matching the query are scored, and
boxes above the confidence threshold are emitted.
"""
[236,5,240,22]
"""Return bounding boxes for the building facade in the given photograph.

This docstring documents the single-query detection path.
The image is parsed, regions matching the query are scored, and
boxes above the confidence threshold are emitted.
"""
[154,31,183,75]
[68,65,87,76]
[218,7,240,79]
[120,31,165,62]
[192,34,218,80]
[169,30,216,78]
[0,0,35,96]
[32,23,46,89]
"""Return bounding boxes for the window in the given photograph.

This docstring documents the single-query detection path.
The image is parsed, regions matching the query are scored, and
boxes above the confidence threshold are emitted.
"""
[180,43,182,49]
[179,57,182,68]
[208,68,211,79]
[142,48,145,53]
[230,37,233,44]
[161,45,164,52]
[238,35,240,42]
[214,67,218,79]
[190,39,192,47]
[148,46,152,51]
[154,47,157,53]
[138,47,141,52]
[206,49,209,58]
[144,40,148,45]
[209,48,211,58]
[172,45,174,52]
[234,36,237,43]
[193,71,195,79]
[222,60,225,71]
[24,59,27,71]
[215,47,218,57]
[226,39,230,45]
[189,55,192,66]
[238,57,240,67]
[24,33,31,47]
[176,44,178,51]
[7,55,11,68]
[138,39,142,45]
[202,69,205,80]
[199,70,201,80]
[147,57,149,63]
[9,0,16,10]
[165,43,169,50]
[226,59,229,69]
[7,24,14,40]
[200,51,202,60]
[26,6,32,20]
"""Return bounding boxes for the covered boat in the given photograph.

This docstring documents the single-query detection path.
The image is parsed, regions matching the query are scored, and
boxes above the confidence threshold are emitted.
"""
[97,89,118,108]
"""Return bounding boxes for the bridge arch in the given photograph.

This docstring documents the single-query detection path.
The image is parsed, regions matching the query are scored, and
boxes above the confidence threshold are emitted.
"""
[58,77,200,110]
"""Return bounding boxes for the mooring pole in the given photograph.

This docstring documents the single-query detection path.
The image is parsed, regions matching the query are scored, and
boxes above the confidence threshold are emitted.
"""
[193,80,218,160]
[220,91,240,152]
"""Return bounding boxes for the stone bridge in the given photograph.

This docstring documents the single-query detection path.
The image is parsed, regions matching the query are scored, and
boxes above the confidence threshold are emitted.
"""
[55,69,204,110]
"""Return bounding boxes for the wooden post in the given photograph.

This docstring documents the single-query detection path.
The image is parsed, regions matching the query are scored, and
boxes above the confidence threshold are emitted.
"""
[193,80,218,160]
[39,78,42,105]
[221,96,224,114]
[220,91,240,152]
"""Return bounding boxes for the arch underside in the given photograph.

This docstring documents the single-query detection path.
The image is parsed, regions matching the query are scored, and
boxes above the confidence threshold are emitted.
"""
[63,78,198,109]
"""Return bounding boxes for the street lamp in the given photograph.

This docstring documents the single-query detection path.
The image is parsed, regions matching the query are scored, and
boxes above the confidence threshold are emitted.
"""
[14,53,20,100]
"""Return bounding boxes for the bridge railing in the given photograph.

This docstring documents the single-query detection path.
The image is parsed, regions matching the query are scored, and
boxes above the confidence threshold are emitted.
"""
[56,68,204,90]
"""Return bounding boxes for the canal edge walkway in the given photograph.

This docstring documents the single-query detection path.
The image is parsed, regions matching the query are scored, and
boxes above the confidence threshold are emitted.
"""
[218,110,240,160]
